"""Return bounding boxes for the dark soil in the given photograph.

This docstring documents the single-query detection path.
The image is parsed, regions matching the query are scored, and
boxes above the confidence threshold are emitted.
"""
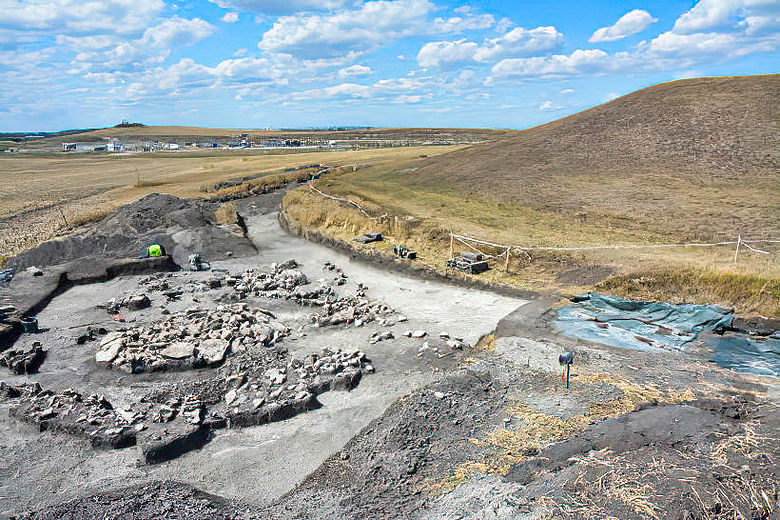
[263,368,513,520]
[7,194,257,270]
[12,481,253,520]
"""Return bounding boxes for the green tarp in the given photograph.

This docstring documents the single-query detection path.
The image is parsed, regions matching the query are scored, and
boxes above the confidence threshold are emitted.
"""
[554,293,734,351]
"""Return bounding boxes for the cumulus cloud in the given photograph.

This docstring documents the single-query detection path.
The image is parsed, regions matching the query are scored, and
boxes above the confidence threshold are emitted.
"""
[672,0,778,34]
[589,9,657,42]
[258,0,498,60]
[417,26,563,68]
[489,49,611,81]
[417,39,478,68]
[488,1,777,83]
[430,13,494,33]
[222,12,239,23]
[473,26,564,61]
[338,64,372,77]
[293,76,428,101]
[209,0,360,14]
[67,17,214,73]
[141,17,214,48]
[0,0,165,34]
[258,0,435,59]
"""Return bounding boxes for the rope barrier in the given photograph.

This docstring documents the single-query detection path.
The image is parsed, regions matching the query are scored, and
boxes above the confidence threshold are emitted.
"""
[451,233,778,254]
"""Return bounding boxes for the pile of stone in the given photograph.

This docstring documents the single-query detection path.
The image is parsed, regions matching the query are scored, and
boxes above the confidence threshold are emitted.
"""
[0,345,46,374]
[218,347,372,427]
[0,382,136,448]
[94,303,289,373]
[312,285,394,328]
[223,260,317,301]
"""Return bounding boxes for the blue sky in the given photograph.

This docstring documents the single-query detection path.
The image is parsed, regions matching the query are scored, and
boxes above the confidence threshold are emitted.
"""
[0,0,777,131]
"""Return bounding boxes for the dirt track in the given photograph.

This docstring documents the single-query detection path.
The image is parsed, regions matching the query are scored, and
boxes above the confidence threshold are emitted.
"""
[0,191,777,519]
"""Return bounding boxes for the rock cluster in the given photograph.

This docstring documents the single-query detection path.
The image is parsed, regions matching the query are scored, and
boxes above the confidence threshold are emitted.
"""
[0,345,46,374]
[312,284,394,328]
[219,347,371,428]
[0,382,136,448]
[95,303,289,373]
[221,261,395,328]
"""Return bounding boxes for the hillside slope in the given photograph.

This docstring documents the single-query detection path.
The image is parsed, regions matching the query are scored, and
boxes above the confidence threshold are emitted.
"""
[405,74,779,239]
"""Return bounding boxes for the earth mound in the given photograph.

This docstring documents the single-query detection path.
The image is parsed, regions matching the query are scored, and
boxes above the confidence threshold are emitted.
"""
[7,194,256,270]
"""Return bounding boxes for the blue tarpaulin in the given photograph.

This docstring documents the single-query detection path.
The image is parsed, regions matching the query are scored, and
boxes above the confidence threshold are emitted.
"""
[707,332,779,378]
[554,292,734,352]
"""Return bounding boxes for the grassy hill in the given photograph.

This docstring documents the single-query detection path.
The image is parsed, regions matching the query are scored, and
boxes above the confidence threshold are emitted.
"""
[406,74,779,241]
[283,75,780,314]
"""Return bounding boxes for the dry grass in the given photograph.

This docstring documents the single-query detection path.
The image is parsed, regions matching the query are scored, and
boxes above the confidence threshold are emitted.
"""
[284,182,779,315]
[0,145,460,259]
[598,268,780,316]
[474,334,495,352]
[435,373,696,488]
[214,202,239,226]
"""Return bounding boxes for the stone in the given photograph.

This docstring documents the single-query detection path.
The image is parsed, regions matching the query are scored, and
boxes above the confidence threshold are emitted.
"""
[412,330,427,338]
[160,342,195,360]
[197,339,229,366]
[434,391,445,399]
[127,295,151,311]
[95,338,123,366]
[224,389,238,406]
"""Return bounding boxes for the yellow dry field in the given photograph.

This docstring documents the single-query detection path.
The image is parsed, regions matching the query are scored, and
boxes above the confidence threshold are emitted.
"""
[0,145,461,259]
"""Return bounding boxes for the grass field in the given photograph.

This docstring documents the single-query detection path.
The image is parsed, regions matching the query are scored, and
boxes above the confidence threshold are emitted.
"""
[284,170,779,315]
[0,145,462,260]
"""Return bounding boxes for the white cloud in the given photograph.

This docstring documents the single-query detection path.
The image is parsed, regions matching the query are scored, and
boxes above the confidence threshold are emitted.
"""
[489,49,611,81]
[417,26,564,68]
[141,17,214,48]
[538,100,563,111]
[560,88,575,94]
[431,13,494,33]
[209,0,360,14]
[395,94,424,103]
[338,64,372,77]
[672,0,778,33]
[604,92,620,102]
[0,0,165,34]
[257,0,498,61]
[473,26,564,61]
[589,9,657,42]
[487,1,778,83]
[258,0,436,59]
[214,57,279,82]
[67,17,214,73]
[417,39,478,68]
[292,75,428,101]
[647,31,739,55]
[222,12,239,23]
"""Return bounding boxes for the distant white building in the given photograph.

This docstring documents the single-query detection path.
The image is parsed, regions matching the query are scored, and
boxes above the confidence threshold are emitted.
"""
[164,143,180,150]
[61,142,95,152]
[107,141,123,152]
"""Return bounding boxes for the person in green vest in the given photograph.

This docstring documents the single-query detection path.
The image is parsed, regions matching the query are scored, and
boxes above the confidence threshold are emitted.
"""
[144,243,166,258]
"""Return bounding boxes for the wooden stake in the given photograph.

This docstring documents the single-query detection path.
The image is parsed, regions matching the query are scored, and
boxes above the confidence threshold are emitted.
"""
[504,248,510,272]
[58,207,69,227]
[733,234,741,263]
[449,233,454,258]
